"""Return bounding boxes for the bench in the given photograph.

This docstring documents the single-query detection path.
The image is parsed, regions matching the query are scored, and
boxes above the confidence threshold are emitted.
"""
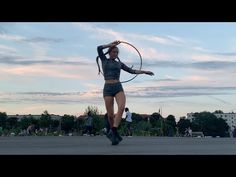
[191,132,204,137]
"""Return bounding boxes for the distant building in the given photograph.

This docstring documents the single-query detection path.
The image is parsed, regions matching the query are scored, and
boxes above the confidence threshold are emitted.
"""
[186,112,236,130]
[214,113,236,131]
[7,114,62,121]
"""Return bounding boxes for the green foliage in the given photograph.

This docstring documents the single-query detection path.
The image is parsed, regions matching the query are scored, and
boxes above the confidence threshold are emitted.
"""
[131,113,143,123]
[214,110,224,114]
[84,105,100,116]
[0,112,7,129]
[61,114,75,133]
[51,119,59,130]
[6,117,18,129]
[19,116,36,130]
[165,115,177,136]
[134,120,152,136]
[192,111,229,137]
[40,110,52,128]
[149,112,162,128]
[92,115,105,135]
[74,118,85,135]
[177,118,191,136]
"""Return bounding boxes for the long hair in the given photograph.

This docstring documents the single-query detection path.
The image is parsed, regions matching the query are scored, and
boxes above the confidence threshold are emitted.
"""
[96,46,120,75]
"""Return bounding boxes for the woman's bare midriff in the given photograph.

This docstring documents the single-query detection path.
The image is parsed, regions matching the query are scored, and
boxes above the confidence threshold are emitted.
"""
[105,79,120,84]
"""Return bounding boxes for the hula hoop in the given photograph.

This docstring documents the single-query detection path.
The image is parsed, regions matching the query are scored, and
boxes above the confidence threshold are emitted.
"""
[119,41,143,83]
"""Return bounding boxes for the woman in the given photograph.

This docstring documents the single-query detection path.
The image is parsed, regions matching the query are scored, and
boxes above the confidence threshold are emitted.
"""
[97,40,154,145]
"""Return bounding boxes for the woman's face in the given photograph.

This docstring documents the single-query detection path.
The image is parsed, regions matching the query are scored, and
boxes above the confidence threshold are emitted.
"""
[109,48,119,59]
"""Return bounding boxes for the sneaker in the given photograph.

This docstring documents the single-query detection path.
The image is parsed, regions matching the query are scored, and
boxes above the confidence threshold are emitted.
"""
[117,133,123,142]
[106,130,123,142]
[106,130,112,141]
[111,130,120,145]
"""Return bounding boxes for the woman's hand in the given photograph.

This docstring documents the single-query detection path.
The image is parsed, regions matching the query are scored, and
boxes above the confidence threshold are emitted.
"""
[110,40,121,46]
[145,71,154,76]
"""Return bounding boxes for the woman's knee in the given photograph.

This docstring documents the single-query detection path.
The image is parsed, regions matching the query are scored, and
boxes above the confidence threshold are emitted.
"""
[118,105,125,113]
[107,112,114,119]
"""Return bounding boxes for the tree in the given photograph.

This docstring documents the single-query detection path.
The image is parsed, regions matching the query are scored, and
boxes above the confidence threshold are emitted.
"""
[177,118,191,136]
[84,105,100,116]
[214,110,224,114]
[92,114,105,135]
[6,117,18,129]
[135,120,152,136]
[40,110,52,129]
[0,112,7,129]
[192,111,229,137]
[149,112,162,128]
[61,114,75,134]
[74,118,85,135]
[131,113,143,123]
[165,115,177,136]
[19,115,38,130]
[51,119,59,130]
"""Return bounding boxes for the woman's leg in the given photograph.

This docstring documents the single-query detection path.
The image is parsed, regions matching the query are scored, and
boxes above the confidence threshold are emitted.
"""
[104,96,114,129]
[114,91,126,128]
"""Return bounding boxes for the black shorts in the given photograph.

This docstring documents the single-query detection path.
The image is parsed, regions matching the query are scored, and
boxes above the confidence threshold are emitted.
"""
[126,122,132,129]
[103,82,124,97]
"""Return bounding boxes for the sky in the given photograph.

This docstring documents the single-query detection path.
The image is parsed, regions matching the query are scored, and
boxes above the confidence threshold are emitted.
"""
[0,22,236,120]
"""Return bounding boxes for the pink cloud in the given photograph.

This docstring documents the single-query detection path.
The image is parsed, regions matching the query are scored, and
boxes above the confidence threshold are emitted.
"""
[191,54,217,61]
[0,64,98,80]
[184,75,209,82]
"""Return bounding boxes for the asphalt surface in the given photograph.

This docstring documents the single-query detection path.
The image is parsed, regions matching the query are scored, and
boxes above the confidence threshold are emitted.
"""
[1,136,236,155]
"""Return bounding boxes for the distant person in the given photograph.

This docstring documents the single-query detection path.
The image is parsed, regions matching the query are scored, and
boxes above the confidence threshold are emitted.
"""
[187,127,192,137]
[27,124,35,135]
[185,127,192,137]
[83,111,94,136]
[125,107,132,137]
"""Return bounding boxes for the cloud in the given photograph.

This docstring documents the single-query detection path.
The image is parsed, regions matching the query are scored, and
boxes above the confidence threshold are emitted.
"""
[126,85,236,98]
[138,47,170,60]
[0,45,17,53]
[144,60,236,70]
[0,33,63,44]
[213,52,236,56]
[191,46,212,53]
[191,54,217,61]
[207,95,232,105]
[0,53,93,66]
[0,91,103,105]
[190,61,236,70]
[0,33,25,41]
[0,27,6,34]
[1,85,236,106]
[0,64,98,80]
[146,78,180,83]
[183,75,209,82]
[74,23,185,46]
[21,37,63,43]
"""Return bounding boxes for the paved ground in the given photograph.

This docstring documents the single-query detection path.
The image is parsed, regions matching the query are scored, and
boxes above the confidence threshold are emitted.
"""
[0,136,236,155]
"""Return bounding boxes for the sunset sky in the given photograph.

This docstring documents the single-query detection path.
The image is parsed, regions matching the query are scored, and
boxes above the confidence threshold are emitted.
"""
[1,22,236,120]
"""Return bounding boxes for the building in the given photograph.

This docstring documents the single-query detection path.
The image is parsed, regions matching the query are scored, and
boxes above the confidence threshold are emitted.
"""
[214,113,236,131]
[7,114,62,121]
[186,112,236,130]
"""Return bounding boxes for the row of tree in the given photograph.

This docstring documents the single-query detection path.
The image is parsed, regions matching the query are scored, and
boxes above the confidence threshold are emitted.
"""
[0,107,230,137]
